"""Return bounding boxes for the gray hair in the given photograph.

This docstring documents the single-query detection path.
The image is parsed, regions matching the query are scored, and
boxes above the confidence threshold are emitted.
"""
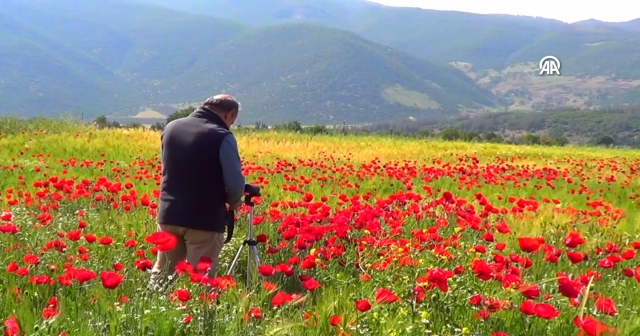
[203,94,240,113]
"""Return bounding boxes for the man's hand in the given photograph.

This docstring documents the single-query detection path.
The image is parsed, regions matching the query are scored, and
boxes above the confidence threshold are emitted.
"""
[244,183,261,197]
[228,200,243,211]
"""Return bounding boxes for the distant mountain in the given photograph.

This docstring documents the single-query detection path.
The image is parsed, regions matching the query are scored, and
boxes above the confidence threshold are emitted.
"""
[143,0,640,111]
[0,0,244,117]
[620,18,640,31]
[142,0,640,73]
[0,9,127,115]
[168,24,500,124]
[0,0,499,124]
[3,0,640,123]
[349,10,640,110]
[139,0,377,27]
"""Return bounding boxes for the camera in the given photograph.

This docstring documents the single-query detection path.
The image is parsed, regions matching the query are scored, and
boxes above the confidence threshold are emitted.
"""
[244,184,261,197]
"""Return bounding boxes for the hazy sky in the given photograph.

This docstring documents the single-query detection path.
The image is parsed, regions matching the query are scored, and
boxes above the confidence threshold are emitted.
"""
[367,0,638,23]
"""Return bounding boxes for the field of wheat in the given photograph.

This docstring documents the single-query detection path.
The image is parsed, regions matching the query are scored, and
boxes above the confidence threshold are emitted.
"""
[1,121,639,335]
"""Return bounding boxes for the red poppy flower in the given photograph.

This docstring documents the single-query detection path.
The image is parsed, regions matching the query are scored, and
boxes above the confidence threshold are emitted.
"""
[144,231,178,252]
[100,271,124,289]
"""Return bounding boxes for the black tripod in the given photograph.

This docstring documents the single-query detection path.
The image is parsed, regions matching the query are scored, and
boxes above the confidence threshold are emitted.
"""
[225,184,263,288]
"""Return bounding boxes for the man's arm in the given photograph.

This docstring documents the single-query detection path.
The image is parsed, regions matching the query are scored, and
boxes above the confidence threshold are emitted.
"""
[219,134,246,210]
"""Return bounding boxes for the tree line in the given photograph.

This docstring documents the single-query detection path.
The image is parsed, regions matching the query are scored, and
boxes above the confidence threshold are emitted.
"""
[92,105,633,148]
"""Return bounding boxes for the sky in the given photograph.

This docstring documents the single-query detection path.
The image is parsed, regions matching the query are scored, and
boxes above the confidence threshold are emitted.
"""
[367,0,639,23]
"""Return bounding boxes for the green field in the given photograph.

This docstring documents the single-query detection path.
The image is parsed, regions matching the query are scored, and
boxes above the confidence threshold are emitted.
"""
[1,119,639,335]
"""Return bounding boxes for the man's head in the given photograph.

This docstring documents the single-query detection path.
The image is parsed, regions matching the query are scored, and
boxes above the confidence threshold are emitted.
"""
[203,94,240,127]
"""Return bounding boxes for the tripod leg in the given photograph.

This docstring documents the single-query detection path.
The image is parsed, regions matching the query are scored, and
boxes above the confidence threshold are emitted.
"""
[246,244,261,287]
[226,243,245,276]
[247,243,252,287]
[250,245,262,267]
[243,245,264,288]
[246,245,263,288]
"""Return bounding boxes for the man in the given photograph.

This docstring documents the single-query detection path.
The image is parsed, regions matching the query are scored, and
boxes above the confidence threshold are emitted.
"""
[148,94,246,291]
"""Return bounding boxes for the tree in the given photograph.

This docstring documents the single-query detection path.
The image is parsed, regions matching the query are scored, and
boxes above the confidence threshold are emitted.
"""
[595,135,615,146]
[166,106,196,124]
[540,135,555,146]
[149,122,164,132]
[273,121,302,132]
[415,130,432,138]
[481,131,504,143]
[254,122,269,129]
[459,130,479,142]
[305,125,329,135]
[93,116,108,129]
[552,136,569,146]
[522,133,541,145]
[440,128,461,140]
[124,122,144,129]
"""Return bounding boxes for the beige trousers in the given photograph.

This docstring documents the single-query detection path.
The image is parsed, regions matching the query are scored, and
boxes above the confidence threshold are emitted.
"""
[148,224,225,291]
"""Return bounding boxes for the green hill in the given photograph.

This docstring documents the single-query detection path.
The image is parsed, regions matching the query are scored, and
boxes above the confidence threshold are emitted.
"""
[0,9,127,115]
[144,0,640,110]
[149,0,640,76]
[4,0,640,122]
[0,0,245,117]
[138,0,374,27]
[0,0,499,124]
[348,7,565,71]
[351,10,640,110]
[166,24,500,124]
[503,25,640,78]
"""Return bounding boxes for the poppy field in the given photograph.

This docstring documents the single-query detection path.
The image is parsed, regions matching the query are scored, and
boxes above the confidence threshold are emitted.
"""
[2,121,640,335]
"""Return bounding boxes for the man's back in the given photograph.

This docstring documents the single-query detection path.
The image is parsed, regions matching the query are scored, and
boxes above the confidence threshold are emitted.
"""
[157,109,230,233]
